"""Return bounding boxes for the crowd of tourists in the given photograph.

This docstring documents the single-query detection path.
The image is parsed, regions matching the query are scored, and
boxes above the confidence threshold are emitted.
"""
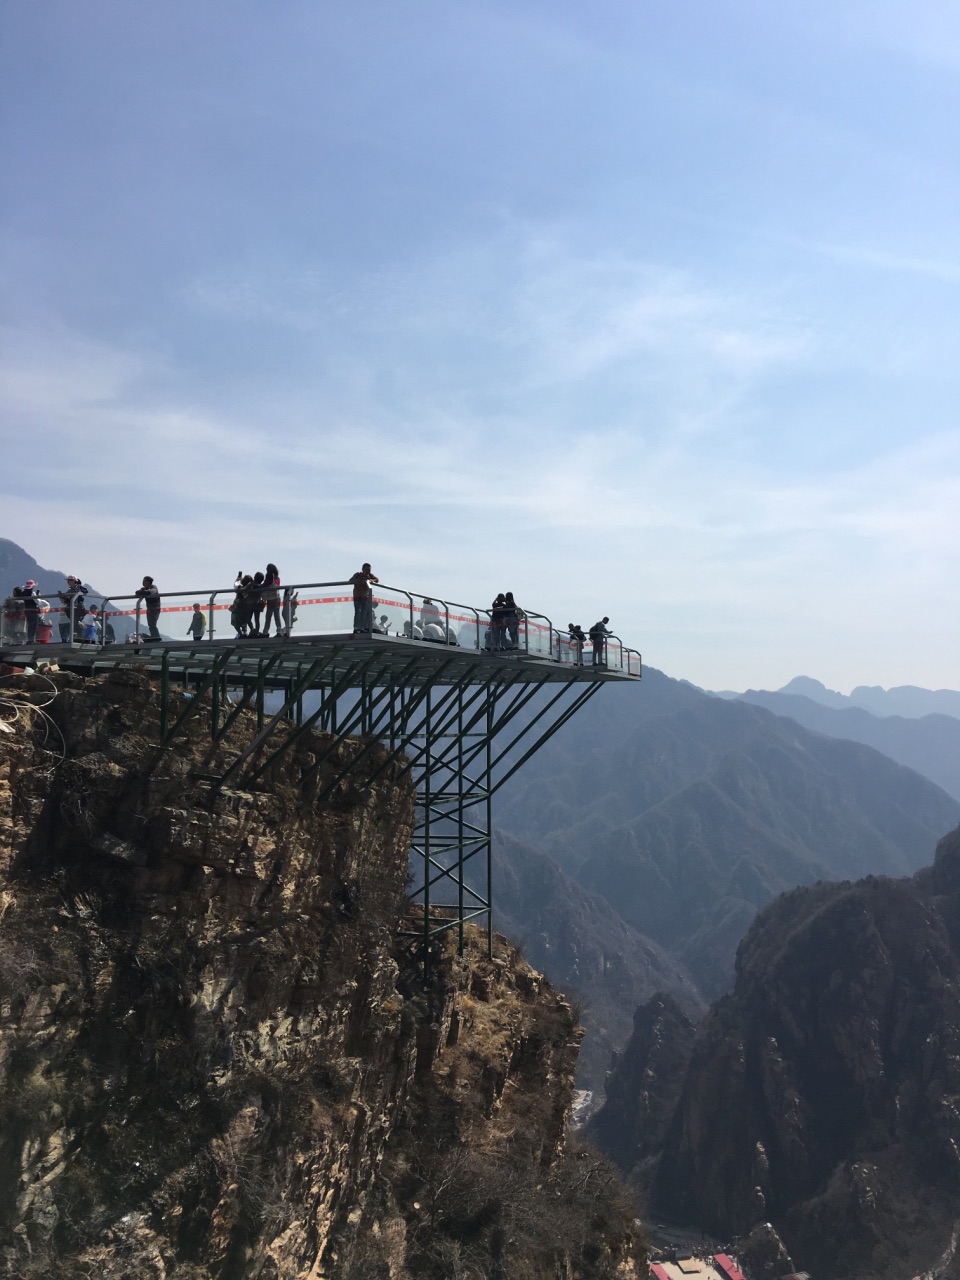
[1,562,613,665]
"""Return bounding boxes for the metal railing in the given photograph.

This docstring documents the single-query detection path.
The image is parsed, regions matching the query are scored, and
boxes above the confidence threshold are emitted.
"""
[1,580,641,676]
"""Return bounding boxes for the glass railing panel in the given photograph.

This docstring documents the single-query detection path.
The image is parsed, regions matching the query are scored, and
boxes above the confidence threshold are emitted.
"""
[444,601,482,651]
[402,591,460,645]
[554,634,584,666]
[604,636,624,671]
[100,593,144,644]
[522,611,554,659]
[278,583,352,637]
[0,576,643,669]
[371,590,416,639]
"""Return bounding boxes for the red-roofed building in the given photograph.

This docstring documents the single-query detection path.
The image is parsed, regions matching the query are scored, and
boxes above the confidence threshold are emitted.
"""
[650,1265,672,1280]
[714,1255,747,1280]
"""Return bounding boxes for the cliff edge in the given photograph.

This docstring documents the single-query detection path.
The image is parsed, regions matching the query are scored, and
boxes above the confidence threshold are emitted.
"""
[0,669,641,1279]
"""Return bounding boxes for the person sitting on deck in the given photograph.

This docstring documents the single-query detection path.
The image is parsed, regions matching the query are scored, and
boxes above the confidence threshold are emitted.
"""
[419,597,442,628]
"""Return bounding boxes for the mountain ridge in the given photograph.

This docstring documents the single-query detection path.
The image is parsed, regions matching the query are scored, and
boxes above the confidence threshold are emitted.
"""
[497,669,960,997]
[590,824,960,1276]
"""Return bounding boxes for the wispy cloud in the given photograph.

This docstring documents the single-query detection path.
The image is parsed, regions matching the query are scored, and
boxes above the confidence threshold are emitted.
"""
[2,220,956,691]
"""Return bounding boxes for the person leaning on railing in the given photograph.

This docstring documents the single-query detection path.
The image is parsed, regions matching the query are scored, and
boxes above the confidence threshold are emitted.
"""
[135,576,162,641]
[589,616,610,666]
[350,563,379,633]
[567,622,586,664]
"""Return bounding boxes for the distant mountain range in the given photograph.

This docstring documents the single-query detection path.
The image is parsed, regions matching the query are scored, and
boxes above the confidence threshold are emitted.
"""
[715,673,960,721]
[496,669,960,1002]
[735,687,960,802]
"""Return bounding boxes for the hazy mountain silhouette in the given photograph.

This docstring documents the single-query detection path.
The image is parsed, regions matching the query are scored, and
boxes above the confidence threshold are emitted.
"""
[738,688,960,801]
[497,669,960,997]
[0,538,72,600]
[747,674,960,721]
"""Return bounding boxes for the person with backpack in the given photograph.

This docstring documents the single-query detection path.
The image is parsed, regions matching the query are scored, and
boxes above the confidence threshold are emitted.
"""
[589,617,611,666]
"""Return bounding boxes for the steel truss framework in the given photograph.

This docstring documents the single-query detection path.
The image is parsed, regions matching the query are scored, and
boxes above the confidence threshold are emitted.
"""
[6,634,636,955]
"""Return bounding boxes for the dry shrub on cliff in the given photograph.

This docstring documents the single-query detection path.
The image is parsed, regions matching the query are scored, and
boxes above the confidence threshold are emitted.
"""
[391,1133,640,1280]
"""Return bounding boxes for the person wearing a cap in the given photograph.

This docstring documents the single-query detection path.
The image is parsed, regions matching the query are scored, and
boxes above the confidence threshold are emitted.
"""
[21,579,41,642]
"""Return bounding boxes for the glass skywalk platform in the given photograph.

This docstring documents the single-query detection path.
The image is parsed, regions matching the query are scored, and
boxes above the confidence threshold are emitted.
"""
[0,577,641,682]
[1,579,640,961]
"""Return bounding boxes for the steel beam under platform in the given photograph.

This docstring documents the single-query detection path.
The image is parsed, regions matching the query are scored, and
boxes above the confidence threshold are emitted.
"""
[2,633,638,956]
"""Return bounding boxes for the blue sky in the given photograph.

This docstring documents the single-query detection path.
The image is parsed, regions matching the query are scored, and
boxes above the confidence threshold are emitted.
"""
[1,0,957,691]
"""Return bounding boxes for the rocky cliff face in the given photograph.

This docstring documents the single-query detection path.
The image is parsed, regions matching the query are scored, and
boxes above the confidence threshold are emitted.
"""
[593,824,960,1277]
[587,994,695,1181]
[0,669,641,1279]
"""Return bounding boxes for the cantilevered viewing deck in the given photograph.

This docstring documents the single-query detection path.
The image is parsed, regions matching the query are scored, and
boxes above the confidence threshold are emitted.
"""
[1,578,641,958]
[1,578,640,683]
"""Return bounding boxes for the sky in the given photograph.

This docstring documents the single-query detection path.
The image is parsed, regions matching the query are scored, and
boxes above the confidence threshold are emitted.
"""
[1,0,958,693]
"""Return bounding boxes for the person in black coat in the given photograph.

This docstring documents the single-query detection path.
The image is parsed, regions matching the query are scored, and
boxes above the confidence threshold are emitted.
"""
[136,576,162,640]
